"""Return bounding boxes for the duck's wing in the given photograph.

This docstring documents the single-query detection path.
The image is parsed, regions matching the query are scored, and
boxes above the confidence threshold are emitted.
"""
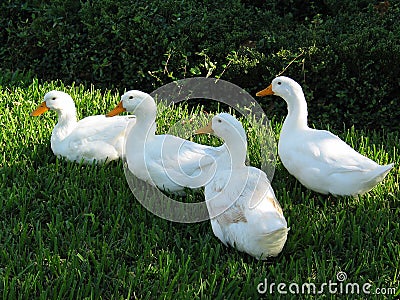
[205,168,274,219]
[178,139,224,173]
[206,168,286,250]
[147,134,223,188]
[292,129,378,174]
[245,168,283,214]
[70,115,132,144]
[66,115,133,160]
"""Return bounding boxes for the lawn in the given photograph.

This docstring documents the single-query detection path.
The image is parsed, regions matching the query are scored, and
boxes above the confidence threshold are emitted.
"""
[0,74,399,299]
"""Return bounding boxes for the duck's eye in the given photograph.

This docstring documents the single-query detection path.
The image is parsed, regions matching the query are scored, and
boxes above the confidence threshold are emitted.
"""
[277,82,282,85]
[217,119,222,123]
[129,96,134,99]
[52,97,56,100]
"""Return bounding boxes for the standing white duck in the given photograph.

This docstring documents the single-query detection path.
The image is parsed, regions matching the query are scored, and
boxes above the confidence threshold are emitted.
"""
[106,90,222,193]
[31,90,133,164]
[256,76,394,196]
[196,113,288,259]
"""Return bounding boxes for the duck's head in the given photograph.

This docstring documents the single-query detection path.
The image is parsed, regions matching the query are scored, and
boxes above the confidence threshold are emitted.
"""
[106,90,155,117]
[31,90,75,116]
[196,113,247,146]
[256,76,303,99]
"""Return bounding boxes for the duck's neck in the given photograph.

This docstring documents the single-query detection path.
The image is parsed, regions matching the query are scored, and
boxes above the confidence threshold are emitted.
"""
[51,108,78,143]
[282,93,309,132]
[223,134,247,169]
[128,111,157,144]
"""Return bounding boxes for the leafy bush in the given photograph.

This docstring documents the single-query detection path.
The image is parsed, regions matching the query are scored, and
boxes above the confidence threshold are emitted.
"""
[1,0,399,131]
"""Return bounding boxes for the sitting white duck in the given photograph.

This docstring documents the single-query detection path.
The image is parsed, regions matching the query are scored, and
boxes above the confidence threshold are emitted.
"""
[31,90,133,164]
[256,76,394,196]
[196,113,289,259]
[106,90,222,193]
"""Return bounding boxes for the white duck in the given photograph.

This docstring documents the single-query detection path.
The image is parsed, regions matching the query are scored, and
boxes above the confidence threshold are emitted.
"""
[31,90,133,164]
[256,76,394,196]
[196,113,289,259]
[106,90,222,193]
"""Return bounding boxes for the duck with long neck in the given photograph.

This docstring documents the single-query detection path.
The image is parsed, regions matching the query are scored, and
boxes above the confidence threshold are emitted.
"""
[196,113,288,259]
[107,90,222,192]
[196,112,247,171]
[107,91,157,182]
[256,76,394,196]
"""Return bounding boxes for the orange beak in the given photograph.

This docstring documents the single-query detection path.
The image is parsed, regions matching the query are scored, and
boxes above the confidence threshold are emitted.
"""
[195,120,214,134]
[31,101,49,116]
[106,101,126,117]
[256,84,274,97]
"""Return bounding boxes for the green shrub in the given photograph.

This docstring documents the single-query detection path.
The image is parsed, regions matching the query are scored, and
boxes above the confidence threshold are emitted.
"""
[1,0,399,131]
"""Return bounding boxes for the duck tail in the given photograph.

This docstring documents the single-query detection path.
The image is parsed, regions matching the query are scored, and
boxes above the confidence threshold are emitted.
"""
[258,227,290,259]
[363,163,394,191]
[373,163,394,181]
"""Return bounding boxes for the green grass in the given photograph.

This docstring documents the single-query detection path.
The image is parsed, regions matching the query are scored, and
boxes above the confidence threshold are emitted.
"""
[0,76,399,299]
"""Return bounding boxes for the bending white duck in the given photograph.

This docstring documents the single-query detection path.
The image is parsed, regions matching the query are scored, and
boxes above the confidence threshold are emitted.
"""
[106,90,221,193]
[256,76,394,196]
[31,90,133,164]
[196,113,288,259]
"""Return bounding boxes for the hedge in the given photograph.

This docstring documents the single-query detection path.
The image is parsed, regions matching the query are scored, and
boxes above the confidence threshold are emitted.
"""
[1,0,399,131]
